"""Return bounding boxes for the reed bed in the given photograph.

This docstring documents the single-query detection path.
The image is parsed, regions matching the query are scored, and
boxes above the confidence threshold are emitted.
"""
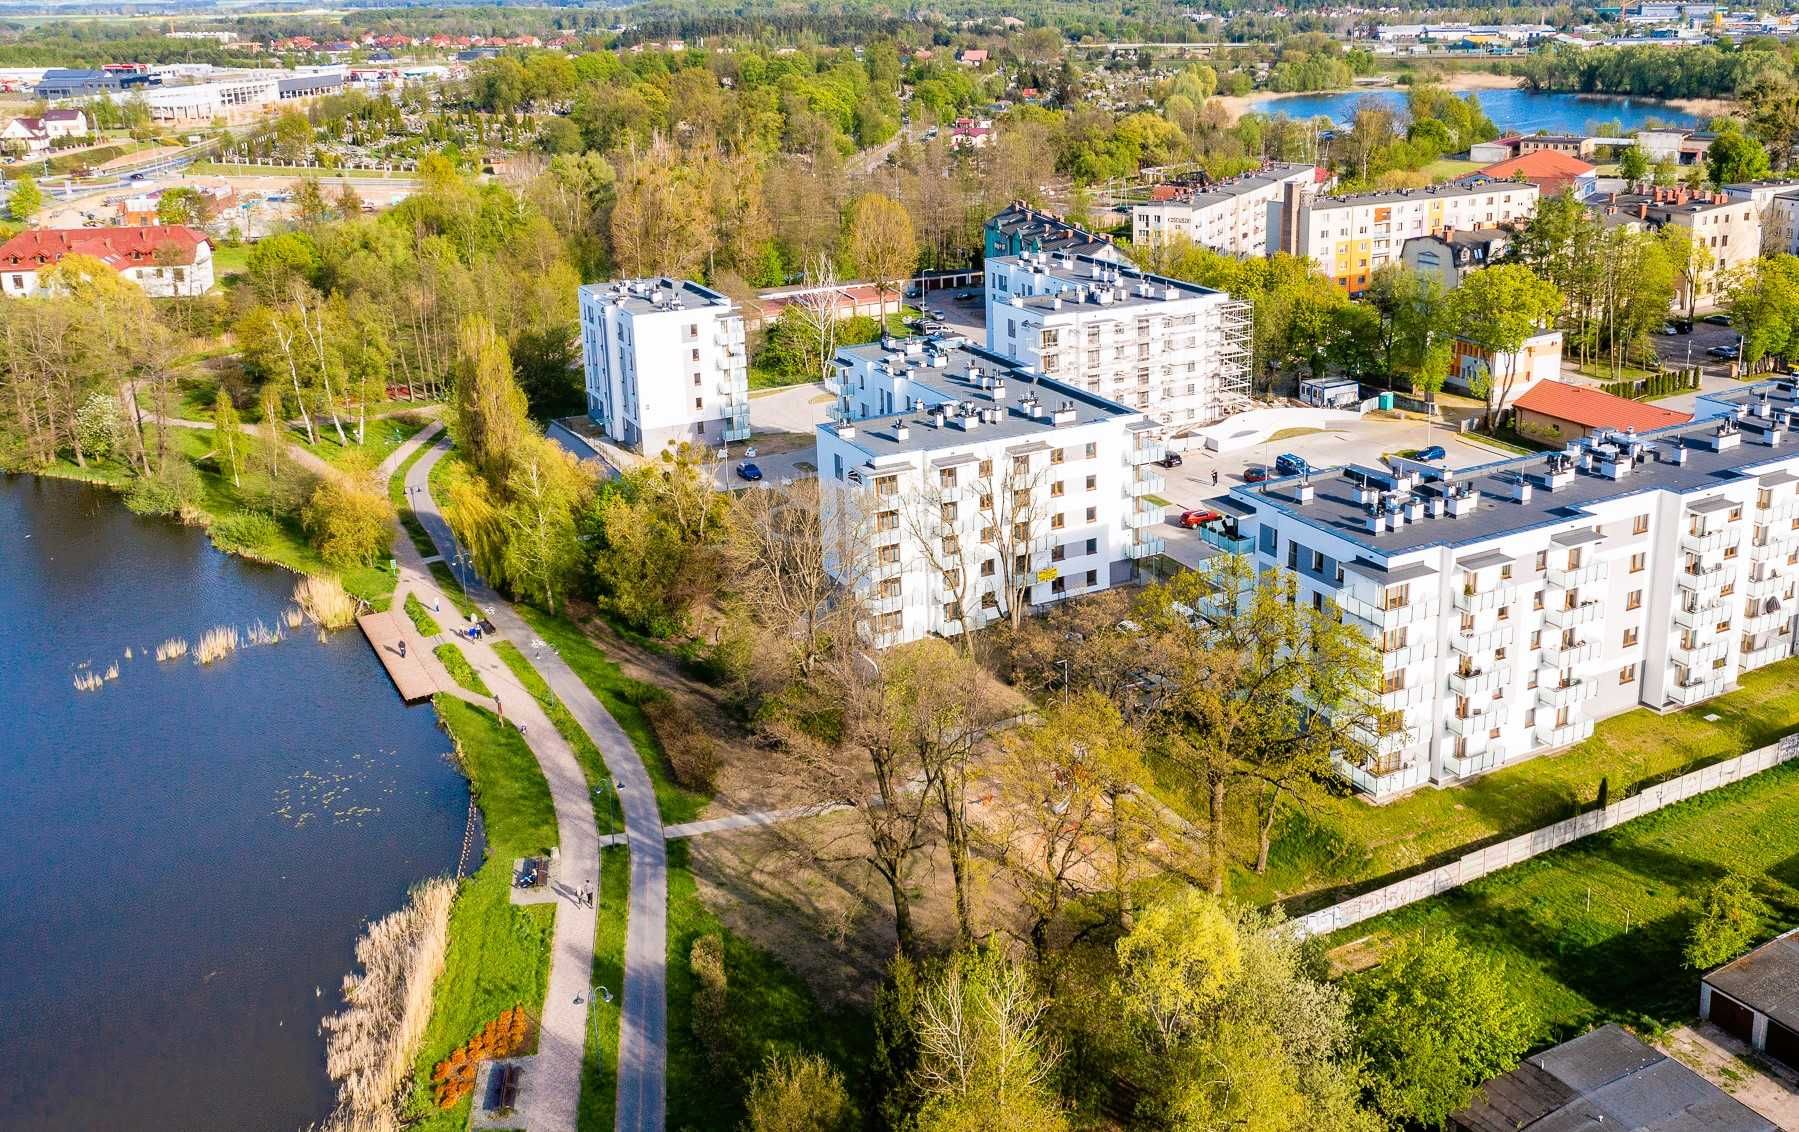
[72,670,104,692]
[319,877,455,1125]
[246,619,282,646]
[104,662,119,681]
[154,637,189,663]
[282,605,305,630]
[195,625,241,665]
[295,575,358,632]
[123,646,132,660]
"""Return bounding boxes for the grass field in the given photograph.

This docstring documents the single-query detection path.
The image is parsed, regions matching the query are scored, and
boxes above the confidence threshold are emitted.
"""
[1331,761,1799,1042]
[516,607,711,826]
[664,839,873,1130]
[210,242,252,279]
[578,845,629,1131]
[492,639,622,837]
[404,592,441,637]
[410,696,557,1129]
[299,413,431,470]
[434,641,490,698]
[1202,658,1799,912]
[1423,157,1486,182]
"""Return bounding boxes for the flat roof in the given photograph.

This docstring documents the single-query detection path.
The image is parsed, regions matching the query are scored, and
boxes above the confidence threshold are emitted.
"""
[1235,381,1799,556]
[1144,163,1315,207]
[1704,928,1799,1033]
[1453,1024,1775,1132]
[1308,176,1534,210]
[578,277,731,317]
[988,252,1226,313]
[821,335,1140,460]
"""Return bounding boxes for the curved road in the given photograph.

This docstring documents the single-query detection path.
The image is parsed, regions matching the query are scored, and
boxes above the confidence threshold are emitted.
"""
[407,435,668,1132]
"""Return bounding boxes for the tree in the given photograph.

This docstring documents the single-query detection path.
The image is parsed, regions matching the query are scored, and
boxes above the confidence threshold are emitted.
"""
[212,388,243,487]
[1706,124,1771,188]
[1447,264,1562,417]
[497,440,591,612]
[302,467,394,567]
[743,1053,858,1132]
[1349,932,1536,1126]
[9,174,41,222]
[909,947,1068,1132]
[1662,223,1716,322]
[448,316,532,486]
[1115,889,1242,1052]
[272,108,313,163]
[1617,142,1650,183]
[1685,872,1769,970]
[157,186,212,227]
[849,192,917,319]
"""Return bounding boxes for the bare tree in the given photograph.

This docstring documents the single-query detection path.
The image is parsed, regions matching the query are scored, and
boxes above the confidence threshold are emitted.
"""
[973,454,1051,631]
[900,480,979,658]
[729,477,875,676]
[788,255,845,389]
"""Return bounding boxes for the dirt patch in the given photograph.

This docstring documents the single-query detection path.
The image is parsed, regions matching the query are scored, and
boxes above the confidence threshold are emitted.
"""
[1325,931,1393,977]
[1661,1023,1799,1128]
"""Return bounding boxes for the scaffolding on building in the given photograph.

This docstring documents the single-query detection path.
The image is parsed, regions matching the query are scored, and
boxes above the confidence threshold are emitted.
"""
[1207,298,1255,423]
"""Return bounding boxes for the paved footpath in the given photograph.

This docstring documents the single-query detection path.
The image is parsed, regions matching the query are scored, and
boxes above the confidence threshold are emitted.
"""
[401,431,669,1132]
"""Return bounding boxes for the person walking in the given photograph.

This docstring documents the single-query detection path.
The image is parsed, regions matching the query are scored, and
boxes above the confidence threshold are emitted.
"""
[1211,468,1219,486]
[398,639,407,659]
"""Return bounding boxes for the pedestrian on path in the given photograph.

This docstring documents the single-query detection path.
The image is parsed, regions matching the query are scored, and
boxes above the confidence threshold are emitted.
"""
[1211,468,1219,486]
[495,695,502,720]
[398,640,407,659]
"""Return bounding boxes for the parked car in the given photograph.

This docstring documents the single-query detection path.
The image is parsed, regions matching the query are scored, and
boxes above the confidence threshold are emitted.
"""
[920,320,947,333]
[735,462,763,482]
[1243,464,1270,483]
[1177,508,1221,529]
[1671,317,1694,334]
[954,290,976,301]
[1703,313,1733,326]
[1658,323,1680,336]
[1707,344,1740,359]
[1158,451,1183,468]
[1415,444,1447,461]
[1274,452,1310,477]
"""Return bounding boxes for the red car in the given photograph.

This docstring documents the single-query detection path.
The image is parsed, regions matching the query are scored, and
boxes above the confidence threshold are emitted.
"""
[1177,509,1222,529]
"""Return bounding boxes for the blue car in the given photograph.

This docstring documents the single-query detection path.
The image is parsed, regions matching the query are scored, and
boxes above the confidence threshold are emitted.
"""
[1416,445,1447,462]
[1274,452,1310,477]
[735,461,763,482]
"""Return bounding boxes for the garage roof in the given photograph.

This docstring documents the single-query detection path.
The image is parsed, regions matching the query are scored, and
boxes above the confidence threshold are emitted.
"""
[1513,380,1691,433]
[1704,927,1799,1033]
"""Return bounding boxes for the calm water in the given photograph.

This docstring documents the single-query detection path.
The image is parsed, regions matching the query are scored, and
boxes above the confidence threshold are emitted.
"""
[1249,86,1703,134]
[0,475,469,1131]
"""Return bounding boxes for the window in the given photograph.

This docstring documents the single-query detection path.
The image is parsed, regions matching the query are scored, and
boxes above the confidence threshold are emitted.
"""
[1501,564,1513,580]
[1535,550,1548,571]
[1619,663,1637,684]
[979,460,993,478]
[875,510,899,532]
[694,397,703,410]
[1311,550,1325,572]
[1050,545,1065,563]
[1627,590,1642,610]
[879,577,901,599]
[1623,626,1639,647]
[1050,513,1065,530]
[1630,552,1646,573]
[1084,443,1097,459]
[1050,481,1065,498]
[1633,514,1649,535]
[940,468,958,488]
[941,502,958,523]
[944,601,962,621]
[1730,505,1743,521]
[692,373,702,387]
[1533,589,1545,611]
[1050,448,1065,465]
[1085,507,1097,522]
[1530,629,1542,649]
[1085,538,1097,555]
[981,559,995,576]
[1085,570,1097,587]
[1085,475,1096,491]
[875,475,898,497]
[878,545,900,565]
[1013,456,1031,475]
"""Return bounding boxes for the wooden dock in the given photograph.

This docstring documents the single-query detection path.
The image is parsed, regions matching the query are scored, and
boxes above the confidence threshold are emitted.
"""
[358,610,437,703]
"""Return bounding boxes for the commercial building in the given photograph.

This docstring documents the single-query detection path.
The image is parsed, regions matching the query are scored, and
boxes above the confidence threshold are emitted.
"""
[1451,1024,1774,1132]
[1700,927,1799,1070]
[984,203,1130,264]
[1225,380,1799,796]
[1399,227,1510,291]
[1129,163,1320,257]
[1295,178,1540,295]
[578,277,750,453]
[983,251,1252,429]
[34,68,155,99]
[1512,380,1691,443]
[1586,186,1760,311]
[816,334,1163,648]
[137,68,345,123]
[1637,129,1715,166]
[0,225,213,297]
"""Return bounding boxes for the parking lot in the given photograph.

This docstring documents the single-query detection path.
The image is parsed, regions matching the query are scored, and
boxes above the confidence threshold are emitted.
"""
[1646,317,1744,377]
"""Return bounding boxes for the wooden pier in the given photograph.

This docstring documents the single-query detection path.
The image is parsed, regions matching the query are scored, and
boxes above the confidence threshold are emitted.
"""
[357,610,437,703]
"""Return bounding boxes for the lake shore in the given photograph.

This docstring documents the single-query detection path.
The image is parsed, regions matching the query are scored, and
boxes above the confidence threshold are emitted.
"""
[1210,78,1729,128]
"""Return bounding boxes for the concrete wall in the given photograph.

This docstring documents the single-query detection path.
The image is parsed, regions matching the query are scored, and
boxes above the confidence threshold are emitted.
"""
[1186,406,1366,453]
[1291,732,1799,939]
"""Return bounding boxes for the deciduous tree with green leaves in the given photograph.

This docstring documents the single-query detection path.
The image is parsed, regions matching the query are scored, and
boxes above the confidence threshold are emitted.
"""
[1447,263,1562,417]
[1685,871,1769,970]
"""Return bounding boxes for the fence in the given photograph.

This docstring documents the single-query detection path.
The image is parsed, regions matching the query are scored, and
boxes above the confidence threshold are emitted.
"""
[1291,733,1799,939]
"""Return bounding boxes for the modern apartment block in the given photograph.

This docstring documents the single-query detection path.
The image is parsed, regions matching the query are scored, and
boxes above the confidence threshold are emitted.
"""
[1129,163,1320,257]
[578,277,750,453]
[817,335,1166,648]
[1295,178,1540,295]
[1221,380,1799,797]
[982,252,1252,430]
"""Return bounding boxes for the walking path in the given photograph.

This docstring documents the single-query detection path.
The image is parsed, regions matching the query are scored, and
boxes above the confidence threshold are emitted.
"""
[399,431,669,1132]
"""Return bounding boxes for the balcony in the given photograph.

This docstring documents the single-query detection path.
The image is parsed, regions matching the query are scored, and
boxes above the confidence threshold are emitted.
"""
[1448,667,1506,696]
[1339,593,1440,629]
[1454,584,1516,614]
[1743,639,1791,670]
[1444,743,1507,779]
[1451,626,1511,656]
[1126,472,1165,498]
[1544,600,1603,630]
[1380,684,1429,712]
[1673,637,1729,668]
[1673,596,1724,630]
[1350,724,1414,757]
[1542,637,1601,668]
[1381,641,1433,670]
[1743,607,1790,635]
[1196,525,1254,554]
[1681,527,1740,555]
[1534,718,1595,749]
[1747,572,1789,601]
[867,591,904,615]
[1130,441,1167,466]
[1679,564,1730,598]
[1125,536,1166,560]
[1538,679,1594,709]
[1546,562,1607,590]
[1759,499,1799,523]
[1446,711,1490,737]
[1668,675,1729,707]
[1125,505,1162,529]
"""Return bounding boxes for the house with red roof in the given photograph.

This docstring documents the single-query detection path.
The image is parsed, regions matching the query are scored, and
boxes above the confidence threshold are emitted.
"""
[0,226,212,298]
[1475,149,1598,198]
[1512,379,1691,442]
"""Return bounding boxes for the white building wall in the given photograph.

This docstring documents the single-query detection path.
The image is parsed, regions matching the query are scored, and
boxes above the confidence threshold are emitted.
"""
[1298,181,1540,293]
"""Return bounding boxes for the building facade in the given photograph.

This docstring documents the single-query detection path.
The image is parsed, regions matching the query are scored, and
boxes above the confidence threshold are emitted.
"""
[1724,180,1799,256]
[1226,381,1799,797]
[982,252,1252,430]
[1448,328,1563,409]
[1586,186,1760,311]
[1129,163,1319,257]
[578,278,750,453]
[0,226,213,297]
[1296,178,1540,295]
[984,203,1130,264]
[1399,227,1510,291]
[817,335,1164,648]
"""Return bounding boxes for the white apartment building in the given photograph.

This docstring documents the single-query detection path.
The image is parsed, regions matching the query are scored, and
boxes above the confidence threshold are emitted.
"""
[817,335,1166,648]
[983,252,1251,430]
[1588,187,1761,311]
[1297,177,1540,296]
[1223,380,1799,797]
[1130,163,1319,257]
[578,278,750,453]
[1724,180,1799,256]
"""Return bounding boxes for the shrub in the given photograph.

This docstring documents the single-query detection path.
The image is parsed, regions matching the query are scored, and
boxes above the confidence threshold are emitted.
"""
[1685,871,1768,970]
[124,460,203,517]
[689,933,737,1079]
[303,472,394,568]
[429,1004,534,1110]
[74,392,123,462]
[743,1052,859,1132]
[210,511,283,555]
[644,697,721,793]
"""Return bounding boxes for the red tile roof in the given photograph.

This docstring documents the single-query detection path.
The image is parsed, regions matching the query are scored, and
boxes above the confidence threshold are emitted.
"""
[1478,149,1596,193]
[0,225,207,271]
[1512,380,1691,432]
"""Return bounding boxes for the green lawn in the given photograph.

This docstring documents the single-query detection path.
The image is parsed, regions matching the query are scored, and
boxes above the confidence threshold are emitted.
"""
[1423,157,1485,182]
[430,562,480,618]
[1215,658,1799,913]
[664,839,873,1130]
[299,413,430,471]
[390,439,438,558]
[405,592,442,637]
[493,639,622,837]
[434,641,490,698]
[516,606,711,826]
[579,845,629,1131]
[210,242,251,279]
[411,696,558,1129]
[1332,761,1799,1042]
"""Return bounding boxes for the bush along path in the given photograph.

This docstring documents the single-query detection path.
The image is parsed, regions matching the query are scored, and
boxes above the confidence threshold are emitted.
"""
[400,431,668,1132]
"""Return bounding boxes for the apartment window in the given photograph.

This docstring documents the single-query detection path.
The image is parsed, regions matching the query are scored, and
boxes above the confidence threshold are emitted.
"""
[940,468,958,488]
[981,592,998,608]
[979,460,993,477]
[941,502,958,524]
[1626,590,1642,610]
[1084,443,1097,459]
[1041,328,1059,347]
[878,545,900,565]
[1535,550,1548,571]
[1085,570,1097,587]
[875,510,899,532]
[1311,550,1325,572]
[1288,543,1300,569]
[1533,589,1545,611]
[875,475,898,497]
[1085,475,1096,491]
[1759,489,1773,510]
[1051,481,1065,498]
[1050,545,1065,563]
[692,373,702,387]
[1085,538,1097,555]
[1050,513,1065,530]
[1501,564,1513,580]
[833,454,843,481]
[1730,505,1744,521]
[690,348,700,362]
[1050,448,1065,465]
[1381,627,1408,652]
[1013,523,1029,541]
[944,601,962,621]
[1085,507,1097,522]
[1008,319,1016,339]
[1725,543,1739,560]
[1630,552,1646,574]
[1623,626,1639,647]
[943,535,960,555]
[879,577,902,599]
[1530,629,1542,649]
[1633,514,1650,535]
[981,526,995,545]
[1013,456,1031,475]
[694,397,703,410]
[1619,663,1637,684]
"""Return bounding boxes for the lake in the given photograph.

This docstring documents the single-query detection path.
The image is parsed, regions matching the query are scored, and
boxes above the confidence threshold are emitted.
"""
[0,475,469,1131]
[1248,86,1704,135]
